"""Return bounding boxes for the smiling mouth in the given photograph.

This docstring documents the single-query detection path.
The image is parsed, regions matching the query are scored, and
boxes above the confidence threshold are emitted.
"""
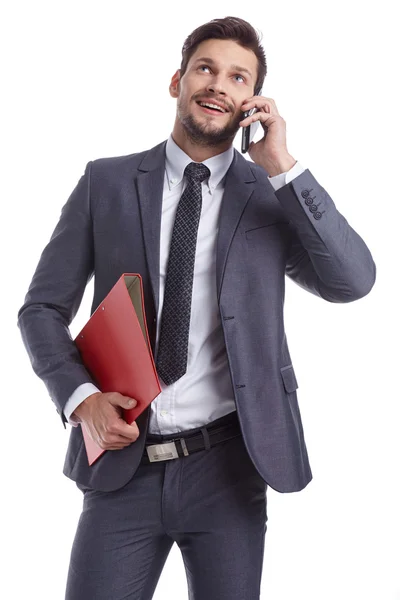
[196,101,229,115]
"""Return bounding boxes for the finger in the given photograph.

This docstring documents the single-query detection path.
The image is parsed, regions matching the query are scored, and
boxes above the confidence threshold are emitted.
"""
[101,433,135,448]
[241,100,269,113]
[105,441,131,450]
[108,428,138,444]
[109,435,134,446]
[239,112,276,128]
[108,393,137,409]
[98,418,137,442]
[242,98,278,115]
[111,431,136,442]
[111,418,140,440]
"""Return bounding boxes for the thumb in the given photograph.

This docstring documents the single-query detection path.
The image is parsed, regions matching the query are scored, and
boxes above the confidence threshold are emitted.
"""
[125,396,137,408]
[109,394,137,408]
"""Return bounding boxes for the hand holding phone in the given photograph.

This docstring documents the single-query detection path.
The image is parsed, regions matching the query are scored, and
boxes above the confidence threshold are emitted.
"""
[241,87,263,154]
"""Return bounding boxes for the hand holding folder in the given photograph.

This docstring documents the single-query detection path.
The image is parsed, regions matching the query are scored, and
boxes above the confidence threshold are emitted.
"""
[74,273,161,466]
[72,390,141,453]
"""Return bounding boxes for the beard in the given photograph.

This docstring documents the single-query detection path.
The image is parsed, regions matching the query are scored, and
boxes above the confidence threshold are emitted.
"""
[177,98,242,147]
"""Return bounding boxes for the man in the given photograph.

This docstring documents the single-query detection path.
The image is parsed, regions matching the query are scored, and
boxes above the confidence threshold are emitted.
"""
[17,16,376,600]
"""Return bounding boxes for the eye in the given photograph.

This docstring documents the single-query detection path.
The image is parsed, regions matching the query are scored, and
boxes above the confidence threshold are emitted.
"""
[198,65,245,83]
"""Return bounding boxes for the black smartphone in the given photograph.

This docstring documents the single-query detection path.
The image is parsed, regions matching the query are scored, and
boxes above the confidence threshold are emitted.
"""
[241,86,263,154]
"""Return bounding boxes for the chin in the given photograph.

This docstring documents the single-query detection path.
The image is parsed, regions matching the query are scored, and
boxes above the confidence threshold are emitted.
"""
[194,114,228,130]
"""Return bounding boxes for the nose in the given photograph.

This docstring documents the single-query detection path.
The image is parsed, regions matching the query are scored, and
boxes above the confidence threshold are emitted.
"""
[206,81,227,96]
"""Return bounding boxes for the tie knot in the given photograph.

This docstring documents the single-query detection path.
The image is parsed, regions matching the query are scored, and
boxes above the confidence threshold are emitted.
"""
[184,162,210,183]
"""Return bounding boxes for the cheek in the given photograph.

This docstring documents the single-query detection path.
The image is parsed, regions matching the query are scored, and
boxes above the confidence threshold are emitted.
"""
[176,94,188,113]
[231,108,243,126]
[178,90,192,109]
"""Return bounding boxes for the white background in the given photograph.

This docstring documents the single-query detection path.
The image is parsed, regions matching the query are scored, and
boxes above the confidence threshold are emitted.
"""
[2,1,399,598]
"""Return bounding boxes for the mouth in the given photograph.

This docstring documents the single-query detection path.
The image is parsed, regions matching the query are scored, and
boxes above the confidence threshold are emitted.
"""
[195,100,229,116]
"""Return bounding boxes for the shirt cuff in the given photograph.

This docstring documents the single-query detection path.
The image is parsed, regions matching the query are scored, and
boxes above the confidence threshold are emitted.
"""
[63,383,101,427]
[267,161,305,191]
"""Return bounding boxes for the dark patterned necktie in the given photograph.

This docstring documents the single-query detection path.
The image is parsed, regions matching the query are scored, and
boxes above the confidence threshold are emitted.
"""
[156,161,211,385]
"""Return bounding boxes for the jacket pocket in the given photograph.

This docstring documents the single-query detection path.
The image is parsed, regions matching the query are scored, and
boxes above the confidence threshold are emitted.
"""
[280,364,299,393]
[245,221,289,240]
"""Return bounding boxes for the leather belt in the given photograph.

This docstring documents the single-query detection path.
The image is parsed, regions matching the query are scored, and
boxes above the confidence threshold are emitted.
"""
[141,411,241,464]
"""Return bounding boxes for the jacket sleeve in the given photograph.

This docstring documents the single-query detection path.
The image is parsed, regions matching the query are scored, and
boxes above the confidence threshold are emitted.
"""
[17,161,99,428]
[274,168,377,302]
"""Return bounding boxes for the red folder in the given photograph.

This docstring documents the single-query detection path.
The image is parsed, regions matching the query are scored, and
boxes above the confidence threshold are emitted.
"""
[74,273,161,466]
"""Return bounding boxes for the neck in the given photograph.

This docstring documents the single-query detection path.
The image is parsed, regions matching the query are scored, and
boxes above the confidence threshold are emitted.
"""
[171,121,233,163]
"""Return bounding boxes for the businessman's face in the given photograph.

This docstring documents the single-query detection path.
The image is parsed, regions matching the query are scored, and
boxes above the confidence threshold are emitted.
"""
[170,38,258,149]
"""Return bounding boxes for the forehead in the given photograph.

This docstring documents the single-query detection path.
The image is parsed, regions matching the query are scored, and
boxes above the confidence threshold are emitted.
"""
[188,38,258,78]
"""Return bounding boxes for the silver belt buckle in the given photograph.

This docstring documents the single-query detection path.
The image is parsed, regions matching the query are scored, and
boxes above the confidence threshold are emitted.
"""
[146,441,179,462]
[146,437,190,462]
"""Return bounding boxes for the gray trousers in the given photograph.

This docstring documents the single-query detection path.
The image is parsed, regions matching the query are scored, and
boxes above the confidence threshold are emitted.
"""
[65,419,268,599]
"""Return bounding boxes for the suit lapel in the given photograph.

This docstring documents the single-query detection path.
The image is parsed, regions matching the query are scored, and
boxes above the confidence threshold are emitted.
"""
[135,140,257,315]
[136,140,167,316]
[216,150,256,302]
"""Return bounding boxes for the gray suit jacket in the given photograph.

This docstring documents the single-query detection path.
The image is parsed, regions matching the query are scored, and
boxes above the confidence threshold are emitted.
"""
[17,139,376,493]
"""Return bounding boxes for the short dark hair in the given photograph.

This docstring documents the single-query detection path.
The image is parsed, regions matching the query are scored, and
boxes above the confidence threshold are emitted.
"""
[179,16,267,95]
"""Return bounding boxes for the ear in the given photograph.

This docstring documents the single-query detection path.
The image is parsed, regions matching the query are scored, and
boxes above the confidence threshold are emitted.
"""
[169,69,181,98]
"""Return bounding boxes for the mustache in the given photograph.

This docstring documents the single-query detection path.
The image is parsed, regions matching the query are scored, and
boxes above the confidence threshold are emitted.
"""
[194,95,232,113]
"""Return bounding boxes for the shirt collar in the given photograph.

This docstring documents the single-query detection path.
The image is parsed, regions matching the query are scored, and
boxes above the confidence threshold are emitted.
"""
[165,134,234,194]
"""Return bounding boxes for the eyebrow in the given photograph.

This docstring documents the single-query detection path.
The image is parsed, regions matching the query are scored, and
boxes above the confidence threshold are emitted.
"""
[192,57,253,80]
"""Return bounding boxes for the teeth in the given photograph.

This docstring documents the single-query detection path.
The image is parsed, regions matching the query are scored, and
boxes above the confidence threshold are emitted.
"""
[199,101,225,112]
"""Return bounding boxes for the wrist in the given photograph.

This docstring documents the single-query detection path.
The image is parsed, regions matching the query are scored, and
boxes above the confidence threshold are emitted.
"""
[73,392,101,421]
[262,154,297,177]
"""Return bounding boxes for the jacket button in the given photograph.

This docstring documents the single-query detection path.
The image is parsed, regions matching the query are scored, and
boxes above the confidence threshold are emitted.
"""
[314,212,322,219]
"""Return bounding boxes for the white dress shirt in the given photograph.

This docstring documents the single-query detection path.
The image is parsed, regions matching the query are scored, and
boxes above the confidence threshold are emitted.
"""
[64,134,305,433]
